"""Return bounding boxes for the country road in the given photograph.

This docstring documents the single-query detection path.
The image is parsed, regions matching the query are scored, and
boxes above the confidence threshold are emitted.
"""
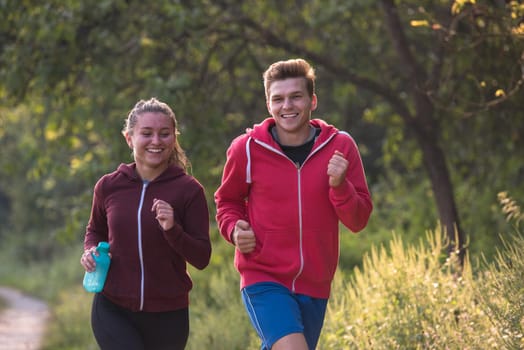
[0,287,49,350]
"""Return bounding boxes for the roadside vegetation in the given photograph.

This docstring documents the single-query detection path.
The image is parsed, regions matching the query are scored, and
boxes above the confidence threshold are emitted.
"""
[0,194,521,349]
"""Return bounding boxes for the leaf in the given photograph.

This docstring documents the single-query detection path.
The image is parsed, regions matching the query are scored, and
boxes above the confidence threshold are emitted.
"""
[410,20,429,27]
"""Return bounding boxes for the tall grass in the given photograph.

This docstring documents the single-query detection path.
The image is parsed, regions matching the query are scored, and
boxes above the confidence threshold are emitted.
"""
[475,192,524,350]
[319,231,499,349]
[186,262,258,350]
[318,193,522,350]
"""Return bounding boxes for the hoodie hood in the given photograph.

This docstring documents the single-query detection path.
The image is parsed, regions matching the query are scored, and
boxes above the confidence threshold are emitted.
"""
[241,118,340,184]
[247,117,339,145]
[116,163,186,183]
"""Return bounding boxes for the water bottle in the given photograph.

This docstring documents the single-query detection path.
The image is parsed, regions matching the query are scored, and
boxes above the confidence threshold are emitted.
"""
[83,242,111,293]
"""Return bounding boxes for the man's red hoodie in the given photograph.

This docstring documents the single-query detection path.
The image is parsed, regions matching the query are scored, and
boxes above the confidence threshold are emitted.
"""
[215,118,372,299]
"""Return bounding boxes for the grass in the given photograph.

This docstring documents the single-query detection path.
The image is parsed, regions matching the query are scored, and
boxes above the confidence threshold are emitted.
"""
[0,194,523,349]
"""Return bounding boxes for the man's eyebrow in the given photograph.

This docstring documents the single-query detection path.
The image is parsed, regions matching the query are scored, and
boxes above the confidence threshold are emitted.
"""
[271,90,303,97]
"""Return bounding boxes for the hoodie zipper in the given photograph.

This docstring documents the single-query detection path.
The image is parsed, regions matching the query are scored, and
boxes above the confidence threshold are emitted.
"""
[291,163,304,293]
[137,180,149,310]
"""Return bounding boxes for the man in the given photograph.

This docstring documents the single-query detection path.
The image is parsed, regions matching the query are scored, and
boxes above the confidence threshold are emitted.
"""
[215,58,372,350]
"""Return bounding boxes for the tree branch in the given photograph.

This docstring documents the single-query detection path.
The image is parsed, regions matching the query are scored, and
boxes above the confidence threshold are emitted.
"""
[237,16,414,121]
[380,0,427,85]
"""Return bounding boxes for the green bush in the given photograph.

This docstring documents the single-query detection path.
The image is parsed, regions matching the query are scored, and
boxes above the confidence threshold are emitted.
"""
[186,229,259,349]
[187,262,257,350]
[475,192,524,350]
[319,231,500,349]
[319,193,523,350]
[43,287,97,350]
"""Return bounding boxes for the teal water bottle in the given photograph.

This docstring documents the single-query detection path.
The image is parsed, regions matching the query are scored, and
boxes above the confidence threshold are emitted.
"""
[83,242,111,293]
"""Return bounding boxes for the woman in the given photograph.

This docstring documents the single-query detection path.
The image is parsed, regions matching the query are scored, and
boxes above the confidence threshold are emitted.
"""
[80,98,211,349]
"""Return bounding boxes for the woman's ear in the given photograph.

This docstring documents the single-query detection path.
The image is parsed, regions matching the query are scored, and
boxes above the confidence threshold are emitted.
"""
[124,132,133,149]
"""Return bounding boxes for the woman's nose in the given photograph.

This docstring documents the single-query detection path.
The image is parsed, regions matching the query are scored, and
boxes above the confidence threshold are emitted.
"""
[151,134,161,143]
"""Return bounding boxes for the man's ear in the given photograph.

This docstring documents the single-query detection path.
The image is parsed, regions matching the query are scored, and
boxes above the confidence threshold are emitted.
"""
[311,93,318,111]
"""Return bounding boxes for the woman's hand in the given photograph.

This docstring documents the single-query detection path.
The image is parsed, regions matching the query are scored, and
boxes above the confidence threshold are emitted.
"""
[152,198,175,231]
[80,247,97,272]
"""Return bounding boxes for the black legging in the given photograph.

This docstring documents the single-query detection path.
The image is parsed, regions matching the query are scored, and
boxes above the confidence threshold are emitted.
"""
[91,293,189,350]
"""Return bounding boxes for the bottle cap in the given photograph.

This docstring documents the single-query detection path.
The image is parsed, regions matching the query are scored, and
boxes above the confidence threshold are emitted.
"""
[97,241,110,252]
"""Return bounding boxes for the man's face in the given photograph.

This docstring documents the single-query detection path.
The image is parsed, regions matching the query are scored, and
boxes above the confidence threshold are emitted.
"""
[266,77,317,143]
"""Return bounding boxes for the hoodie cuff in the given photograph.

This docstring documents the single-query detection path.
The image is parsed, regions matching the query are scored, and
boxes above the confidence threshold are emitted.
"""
[330,179,355,200]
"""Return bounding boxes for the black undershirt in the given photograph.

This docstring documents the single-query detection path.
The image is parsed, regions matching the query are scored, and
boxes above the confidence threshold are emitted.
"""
[271,126,321,167]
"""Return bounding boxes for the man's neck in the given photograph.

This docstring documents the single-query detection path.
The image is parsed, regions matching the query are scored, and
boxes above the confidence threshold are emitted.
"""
[272,125,315,147]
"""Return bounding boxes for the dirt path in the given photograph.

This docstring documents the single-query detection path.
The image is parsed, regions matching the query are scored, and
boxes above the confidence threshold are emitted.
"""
[0,287,49,350]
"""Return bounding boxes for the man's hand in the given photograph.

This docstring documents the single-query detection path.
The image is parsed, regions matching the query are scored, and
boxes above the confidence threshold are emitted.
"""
[327,150,348,188]
[232,220,256,253]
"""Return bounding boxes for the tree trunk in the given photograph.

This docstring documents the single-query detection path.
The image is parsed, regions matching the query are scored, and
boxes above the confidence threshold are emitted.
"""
[412,96,466,264]
[381,0,465,264]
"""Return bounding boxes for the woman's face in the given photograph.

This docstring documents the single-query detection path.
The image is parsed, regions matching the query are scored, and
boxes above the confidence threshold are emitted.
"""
[125,112,176,175]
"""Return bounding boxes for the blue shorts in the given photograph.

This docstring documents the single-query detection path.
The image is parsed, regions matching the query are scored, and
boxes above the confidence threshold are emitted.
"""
[241,282,328,350]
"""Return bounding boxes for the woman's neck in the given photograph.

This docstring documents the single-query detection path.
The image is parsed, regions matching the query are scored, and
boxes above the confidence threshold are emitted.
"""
[135,164,167,182]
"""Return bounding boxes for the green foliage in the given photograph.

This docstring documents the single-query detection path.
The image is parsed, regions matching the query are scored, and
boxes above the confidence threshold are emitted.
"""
[320,195,524,349]
[187,263,256,350]
[321,231,499,349]
[0,229,258,349]
[1,0,523,265]
[185,229,258,349]
[1,197,524,348]
[476,193,524,350]
[43,287,97,350]
[338,168,439,271]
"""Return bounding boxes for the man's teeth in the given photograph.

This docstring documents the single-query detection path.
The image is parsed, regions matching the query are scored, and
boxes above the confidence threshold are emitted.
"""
[282,114,297,118]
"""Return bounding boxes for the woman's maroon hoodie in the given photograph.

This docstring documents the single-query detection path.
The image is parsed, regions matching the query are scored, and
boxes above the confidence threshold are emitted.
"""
[84,163,211,312]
